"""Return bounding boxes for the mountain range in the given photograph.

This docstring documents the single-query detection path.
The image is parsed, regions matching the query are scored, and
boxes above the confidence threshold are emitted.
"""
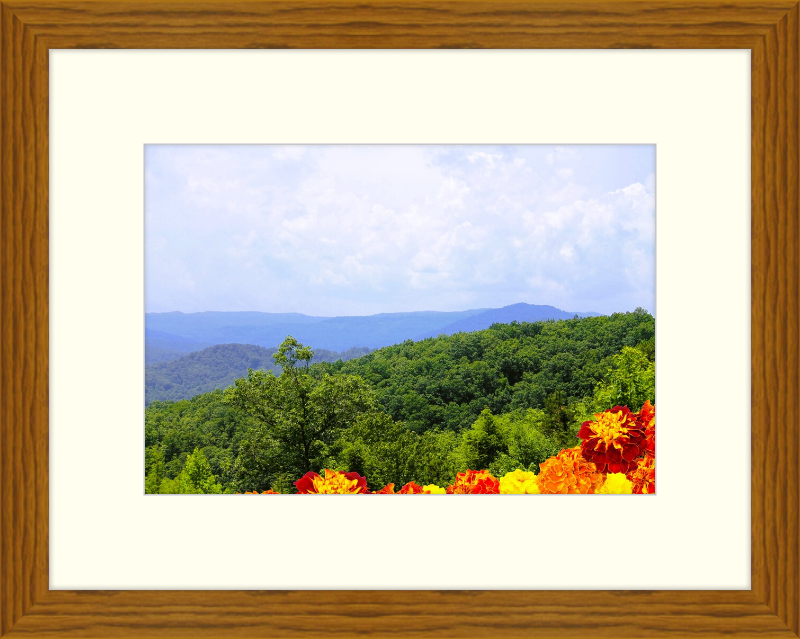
[145,303,599,362]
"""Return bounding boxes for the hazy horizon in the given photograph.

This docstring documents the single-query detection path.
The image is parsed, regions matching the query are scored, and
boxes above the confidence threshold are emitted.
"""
[145,300,645,319]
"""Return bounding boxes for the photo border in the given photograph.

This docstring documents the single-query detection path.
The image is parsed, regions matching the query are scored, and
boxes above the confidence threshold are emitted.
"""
[1,2,798,637]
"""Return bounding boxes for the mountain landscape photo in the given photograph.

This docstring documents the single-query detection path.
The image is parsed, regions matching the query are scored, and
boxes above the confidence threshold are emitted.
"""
[145,144,656,495]
[144,302,600,403]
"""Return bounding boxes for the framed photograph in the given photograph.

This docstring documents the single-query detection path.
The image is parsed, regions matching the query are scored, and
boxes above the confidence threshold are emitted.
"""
[1,1,797,638]
[143,143,656,498]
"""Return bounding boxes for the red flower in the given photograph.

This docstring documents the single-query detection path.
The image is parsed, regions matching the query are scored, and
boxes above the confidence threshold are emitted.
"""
[446,470,500,494]
[375,483,396,494]
[578,406,646,473]
[343,472,370,493]
[627,456,655,494]
[398,482,425,494]
[637,400,655,459]
[294,469,369,494]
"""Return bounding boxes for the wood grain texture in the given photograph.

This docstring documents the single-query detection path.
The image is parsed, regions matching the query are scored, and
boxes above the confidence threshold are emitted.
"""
[751,2,800,635]
[0,1,798,638]
[2,0,797,49]
[0,2,49,637]
[4,590,798,638]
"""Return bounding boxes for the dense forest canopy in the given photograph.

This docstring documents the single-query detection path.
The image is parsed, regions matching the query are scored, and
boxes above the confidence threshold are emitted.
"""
[319,309,654,432]
[144,310,655,494]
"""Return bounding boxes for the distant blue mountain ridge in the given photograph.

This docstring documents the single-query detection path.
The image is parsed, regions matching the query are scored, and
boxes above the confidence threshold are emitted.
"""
[145,303,601,361]
[411,304,600,339]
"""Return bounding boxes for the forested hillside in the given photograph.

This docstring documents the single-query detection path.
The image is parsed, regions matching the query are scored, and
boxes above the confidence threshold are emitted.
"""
[145,328,211,364]
[324,309,653,432]
[144,311,655,494]
[145,343,371,404]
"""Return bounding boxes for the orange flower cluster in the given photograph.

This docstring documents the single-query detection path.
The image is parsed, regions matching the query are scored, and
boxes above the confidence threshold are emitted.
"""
[238,402,654,495]
[399,482,426,494]
[374,481,430,494]
[446,469,500,494]
[537,446,604,494]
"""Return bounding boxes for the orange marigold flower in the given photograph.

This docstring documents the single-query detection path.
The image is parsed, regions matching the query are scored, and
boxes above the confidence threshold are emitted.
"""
[627,456,655,494]
[239,490,279,494]
[374,483,396,494]
[637,400,655,459]
[446,469,500,494]
[398,482,426,494]
[538,447,603,494]
[294,469,369,494]
[537,454,576,494]
[578,405,646,473]
[562,446,605,494]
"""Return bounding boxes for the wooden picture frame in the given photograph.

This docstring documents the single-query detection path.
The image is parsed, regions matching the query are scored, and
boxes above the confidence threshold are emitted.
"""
[1,2,797,637]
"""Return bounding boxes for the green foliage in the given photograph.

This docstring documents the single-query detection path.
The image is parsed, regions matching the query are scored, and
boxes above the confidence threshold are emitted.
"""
[330,412,420,489]
[144,446,165,494]
[145,389,257,492]
[158,448,223,494]
[457,409,508,471]
[334,311,654,432]
[635,337,655,362]
[540,391,578,447]
[273,336,313,369]
[452,408,562,478]
[592,345,655,412]
[505,410,562,472]
[143,313,655,493]
[146,344,279,404]
[223,336,380,491]
[408,430,460,487]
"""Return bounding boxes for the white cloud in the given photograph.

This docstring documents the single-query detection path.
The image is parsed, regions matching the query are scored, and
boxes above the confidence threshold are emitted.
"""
[145,145,655,315]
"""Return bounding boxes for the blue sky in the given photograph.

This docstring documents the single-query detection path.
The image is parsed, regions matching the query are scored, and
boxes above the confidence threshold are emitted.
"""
[145,145,655,316]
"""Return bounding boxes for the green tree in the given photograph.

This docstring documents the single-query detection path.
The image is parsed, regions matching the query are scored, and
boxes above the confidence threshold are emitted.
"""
[540,391,577,447]
[592,346,655,412]
[408,429,459,487]
[457,409,507,471]
[145,446,165,494]
[505,409,562,472]
[455,408,561,477]
[159,448,223,494]
[224,336,379,491]
[331,412,419,490]
[635,337,656,362]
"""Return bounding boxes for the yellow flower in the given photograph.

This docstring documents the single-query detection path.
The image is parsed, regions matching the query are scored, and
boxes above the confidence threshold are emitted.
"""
[598,473,633,494]
[499,469,540,494]
[422,484,446,494]
[294,469,369,494]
